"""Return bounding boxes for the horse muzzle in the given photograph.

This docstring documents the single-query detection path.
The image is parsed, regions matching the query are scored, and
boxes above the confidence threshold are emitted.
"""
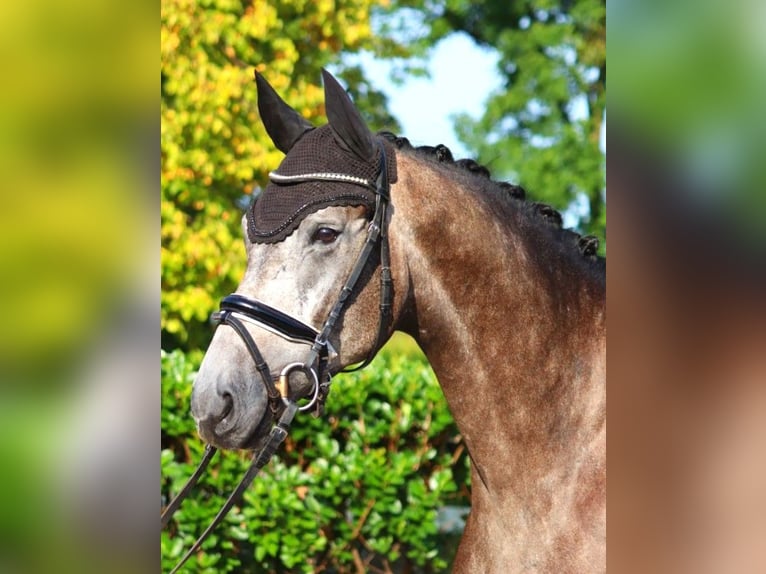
[190,370,271,450]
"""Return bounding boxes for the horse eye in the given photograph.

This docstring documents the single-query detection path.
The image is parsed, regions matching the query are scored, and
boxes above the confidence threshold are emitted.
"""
[312,227,339,244]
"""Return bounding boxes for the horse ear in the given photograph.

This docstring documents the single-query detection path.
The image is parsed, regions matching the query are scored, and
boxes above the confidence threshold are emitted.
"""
[255,71,314,153]
[321,69,375,161]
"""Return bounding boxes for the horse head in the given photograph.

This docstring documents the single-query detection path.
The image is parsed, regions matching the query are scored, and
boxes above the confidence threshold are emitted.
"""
[191,70,404,451]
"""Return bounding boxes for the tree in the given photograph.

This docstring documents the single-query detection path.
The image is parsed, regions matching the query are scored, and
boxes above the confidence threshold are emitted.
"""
[161,0,408,350]
[387,0,606,245]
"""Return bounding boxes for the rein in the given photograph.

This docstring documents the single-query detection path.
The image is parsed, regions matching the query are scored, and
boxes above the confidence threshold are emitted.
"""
[161,143,392,573]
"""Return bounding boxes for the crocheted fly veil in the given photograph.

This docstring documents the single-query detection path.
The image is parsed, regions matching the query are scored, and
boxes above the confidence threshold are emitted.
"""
[247,125,397,244]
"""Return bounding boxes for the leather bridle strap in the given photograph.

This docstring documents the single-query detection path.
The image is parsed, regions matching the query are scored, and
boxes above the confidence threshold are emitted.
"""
[218,295,319,344]
[216,141,392,385]
[211,307,285,416]
[167,403,298,574]
[336,150,392,373]
[160,444,217,529]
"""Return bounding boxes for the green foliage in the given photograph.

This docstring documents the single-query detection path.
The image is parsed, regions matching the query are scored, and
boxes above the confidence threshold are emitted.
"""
[161,347,469,573]
[391,0,606,248]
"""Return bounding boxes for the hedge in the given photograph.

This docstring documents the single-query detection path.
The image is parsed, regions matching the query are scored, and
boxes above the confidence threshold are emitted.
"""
[161,346,470,573]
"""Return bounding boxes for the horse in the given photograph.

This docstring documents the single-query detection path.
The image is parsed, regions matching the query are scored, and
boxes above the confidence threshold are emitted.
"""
[190,69,606,572]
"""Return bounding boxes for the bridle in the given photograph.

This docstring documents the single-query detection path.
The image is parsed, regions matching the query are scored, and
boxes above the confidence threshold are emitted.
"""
[161,142,393,573]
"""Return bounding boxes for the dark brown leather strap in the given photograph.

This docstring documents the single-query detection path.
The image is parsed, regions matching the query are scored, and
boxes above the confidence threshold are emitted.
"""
[161,444,217,529]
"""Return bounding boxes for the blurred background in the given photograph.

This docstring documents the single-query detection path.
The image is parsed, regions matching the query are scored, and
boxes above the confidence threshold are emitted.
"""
[0,1,157,573]
[0,0,763,572]
[608,0,766,572]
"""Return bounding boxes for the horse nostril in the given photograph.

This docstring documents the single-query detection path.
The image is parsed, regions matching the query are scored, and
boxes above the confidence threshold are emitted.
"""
[220,392,233,421]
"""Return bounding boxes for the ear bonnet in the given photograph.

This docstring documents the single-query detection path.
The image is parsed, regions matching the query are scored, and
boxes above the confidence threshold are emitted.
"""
[247,127,397,244]
[247,71,397,244]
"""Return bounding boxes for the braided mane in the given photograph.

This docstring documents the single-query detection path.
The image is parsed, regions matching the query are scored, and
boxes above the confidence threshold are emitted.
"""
[377,131,603,263]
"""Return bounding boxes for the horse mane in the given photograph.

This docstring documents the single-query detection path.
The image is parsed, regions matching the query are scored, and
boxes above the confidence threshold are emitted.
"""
[377,131,605,268]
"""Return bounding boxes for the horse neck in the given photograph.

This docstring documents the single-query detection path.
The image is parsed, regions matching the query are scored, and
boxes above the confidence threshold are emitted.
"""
[391,154,605,565]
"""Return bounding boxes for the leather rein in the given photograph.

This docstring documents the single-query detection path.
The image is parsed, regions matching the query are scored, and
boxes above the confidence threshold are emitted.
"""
[161,143,392,573]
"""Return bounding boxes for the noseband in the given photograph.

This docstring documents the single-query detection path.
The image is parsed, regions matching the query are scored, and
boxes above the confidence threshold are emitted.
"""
[161,143,393,573]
